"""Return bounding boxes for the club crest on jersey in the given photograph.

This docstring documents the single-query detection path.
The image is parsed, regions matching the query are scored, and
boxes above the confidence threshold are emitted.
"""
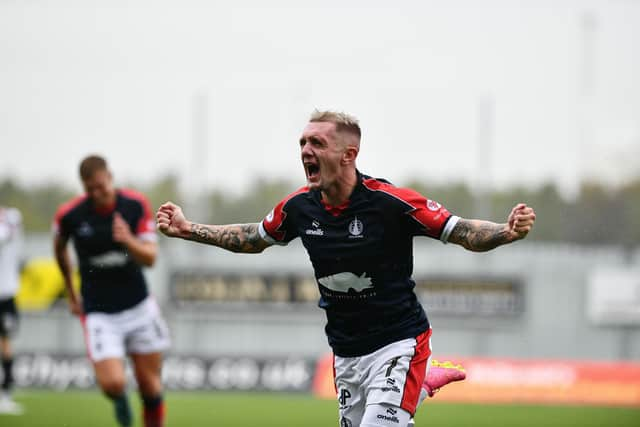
[265,209,275,223]
[348,217,364,239]
[427,199,441,211]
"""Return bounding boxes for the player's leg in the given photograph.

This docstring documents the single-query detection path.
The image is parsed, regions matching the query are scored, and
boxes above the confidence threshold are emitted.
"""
[94,358,132,427]
[83,313,132,427]
[0,297,22,415]
[407,361,467,427]
[130,352,165,427]
[0,336,13,390]
[0,337,23,415]
[365,329,432,427]
[334,354,366,427]
[124,298,170,427]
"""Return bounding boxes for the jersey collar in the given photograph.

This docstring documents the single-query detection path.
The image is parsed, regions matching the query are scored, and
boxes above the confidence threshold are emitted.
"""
[92,192,119,216]
[314,170,366,217]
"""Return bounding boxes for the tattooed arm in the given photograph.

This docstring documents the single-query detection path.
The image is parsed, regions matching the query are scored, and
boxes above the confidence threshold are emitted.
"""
[188,222,269,253]
[447,203,536,252]
[156,202,271,253]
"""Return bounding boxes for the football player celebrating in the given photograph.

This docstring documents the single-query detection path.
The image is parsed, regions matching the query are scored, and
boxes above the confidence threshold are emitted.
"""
[157,111,535,427]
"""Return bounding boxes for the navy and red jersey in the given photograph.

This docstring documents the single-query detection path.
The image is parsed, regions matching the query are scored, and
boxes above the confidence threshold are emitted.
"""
[53,189,157,314]
[259,171,459,357]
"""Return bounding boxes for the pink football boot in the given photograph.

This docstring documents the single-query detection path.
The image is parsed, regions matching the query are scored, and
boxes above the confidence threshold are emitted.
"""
[422,360,466,397]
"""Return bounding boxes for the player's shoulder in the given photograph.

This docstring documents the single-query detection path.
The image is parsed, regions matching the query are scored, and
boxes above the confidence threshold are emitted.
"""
[54,194,88,221]
[276,185,311,208]
[118,188,153,210]
[361,175,424,204]
[118,188,150,203]
[361,174,395,191]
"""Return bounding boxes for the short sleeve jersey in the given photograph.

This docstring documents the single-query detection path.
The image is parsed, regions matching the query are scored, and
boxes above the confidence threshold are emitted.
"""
[0,207,23,299]
[53,189,157,314]
[259,172,459,357]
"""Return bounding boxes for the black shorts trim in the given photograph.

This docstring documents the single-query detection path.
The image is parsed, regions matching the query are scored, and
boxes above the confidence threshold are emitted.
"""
[0,297,19,338]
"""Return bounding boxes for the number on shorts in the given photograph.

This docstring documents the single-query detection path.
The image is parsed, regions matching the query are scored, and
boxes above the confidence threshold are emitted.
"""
[385,357,400,377]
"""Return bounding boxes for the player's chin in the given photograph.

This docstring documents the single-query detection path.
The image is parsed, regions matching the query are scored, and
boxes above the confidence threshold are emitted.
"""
[305,177,321,189]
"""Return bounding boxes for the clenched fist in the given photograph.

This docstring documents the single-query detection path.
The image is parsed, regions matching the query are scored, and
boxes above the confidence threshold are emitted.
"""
[507,203,536,241]
[156,202,190,238]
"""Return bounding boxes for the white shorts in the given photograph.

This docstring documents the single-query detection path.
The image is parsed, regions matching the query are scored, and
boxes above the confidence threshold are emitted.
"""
[81,297,171,362]
[334,329,432,427]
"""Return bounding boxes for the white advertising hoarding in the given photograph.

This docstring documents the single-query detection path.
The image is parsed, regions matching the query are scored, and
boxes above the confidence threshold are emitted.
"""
[587,267,640,326]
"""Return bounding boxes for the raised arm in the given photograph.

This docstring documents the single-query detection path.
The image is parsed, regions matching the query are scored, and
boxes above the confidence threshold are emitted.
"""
[447,203,536,252]
[156,202,271,253]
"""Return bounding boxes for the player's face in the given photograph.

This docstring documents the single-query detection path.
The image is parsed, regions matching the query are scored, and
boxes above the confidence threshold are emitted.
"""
[299,122,345,191]
[82,169,116,208]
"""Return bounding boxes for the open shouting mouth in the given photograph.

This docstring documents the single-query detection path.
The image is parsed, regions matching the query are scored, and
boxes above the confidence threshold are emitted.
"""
[304,161,320,182]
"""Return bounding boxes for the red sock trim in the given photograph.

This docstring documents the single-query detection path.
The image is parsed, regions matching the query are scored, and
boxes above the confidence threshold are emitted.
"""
[143,401,165,427]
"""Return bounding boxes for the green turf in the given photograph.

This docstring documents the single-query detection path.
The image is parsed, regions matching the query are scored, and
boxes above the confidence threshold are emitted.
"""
[1,390,639,427]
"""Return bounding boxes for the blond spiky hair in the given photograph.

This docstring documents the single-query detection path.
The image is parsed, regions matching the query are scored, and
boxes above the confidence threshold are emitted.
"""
[309,110,361,139]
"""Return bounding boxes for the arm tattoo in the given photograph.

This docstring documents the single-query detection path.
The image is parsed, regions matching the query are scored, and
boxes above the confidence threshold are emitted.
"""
[189,223,268,253]
[448,219,512,252]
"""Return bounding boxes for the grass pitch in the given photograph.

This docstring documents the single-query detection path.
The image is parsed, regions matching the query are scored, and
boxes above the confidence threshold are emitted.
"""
[2,390,639,427]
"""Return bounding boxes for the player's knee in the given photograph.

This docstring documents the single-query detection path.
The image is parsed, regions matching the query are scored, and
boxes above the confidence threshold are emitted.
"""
[135,372,162,396]
[98,376,127,396]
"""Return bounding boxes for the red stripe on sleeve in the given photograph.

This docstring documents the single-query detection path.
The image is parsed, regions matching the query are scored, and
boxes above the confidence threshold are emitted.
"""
[119,188,155,235]
[262,186,308,242]
[53,195,87,234]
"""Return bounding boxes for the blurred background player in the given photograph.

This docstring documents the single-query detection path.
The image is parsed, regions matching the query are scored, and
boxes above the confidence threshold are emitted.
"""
[157,110,535,427]
[53,155,170,427]
[0,206,23,415]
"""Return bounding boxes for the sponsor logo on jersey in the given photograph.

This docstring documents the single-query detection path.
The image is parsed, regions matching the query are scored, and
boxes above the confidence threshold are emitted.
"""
[348,217,364,239]
[318,272,373,293]
[77,222,94,237]
[427,199,441,211]
[306,219,324,236]
[88,251,129,268]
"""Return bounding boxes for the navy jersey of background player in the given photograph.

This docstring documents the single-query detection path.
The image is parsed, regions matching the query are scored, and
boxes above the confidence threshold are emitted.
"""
[53,189,157,314]
[259,171,457,357]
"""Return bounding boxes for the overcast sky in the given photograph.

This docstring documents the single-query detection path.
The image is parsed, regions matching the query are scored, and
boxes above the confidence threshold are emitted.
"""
[1,0,639,199]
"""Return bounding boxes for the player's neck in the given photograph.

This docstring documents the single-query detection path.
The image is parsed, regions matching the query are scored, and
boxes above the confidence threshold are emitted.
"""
[321,169,357,206]
[93,192,118,214]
